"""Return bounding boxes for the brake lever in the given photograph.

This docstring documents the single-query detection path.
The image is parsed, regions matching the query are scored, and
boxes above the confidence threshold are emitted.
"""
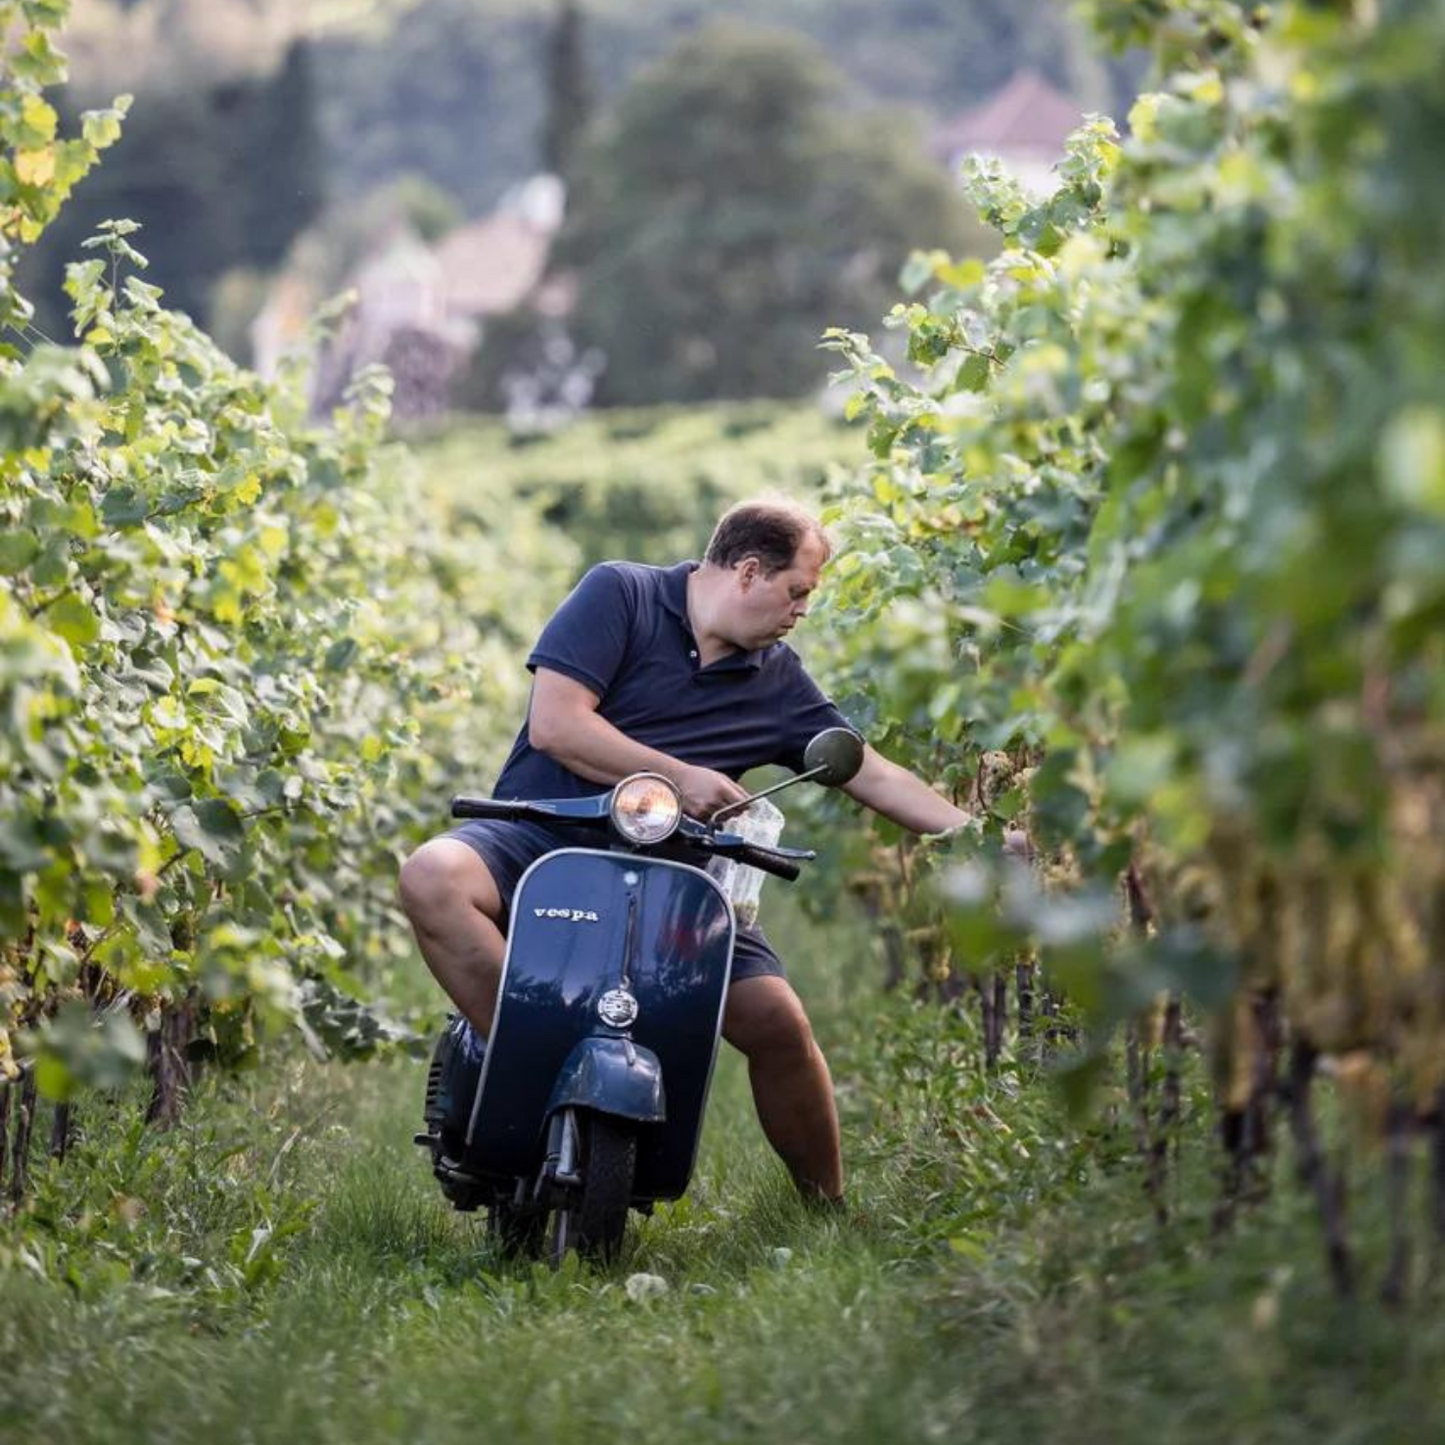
[712,831,816,862]
[676,816,813,863]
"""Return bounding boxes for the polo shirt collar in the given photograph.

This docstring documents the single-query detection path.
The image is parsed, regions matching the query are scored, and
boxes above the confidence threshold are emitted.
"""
[662,560,766,672]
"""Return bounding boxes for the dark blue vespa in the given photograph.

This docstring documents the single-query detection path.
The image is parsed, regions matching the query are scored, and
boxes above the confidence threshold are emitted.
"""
[415,727,864,1264]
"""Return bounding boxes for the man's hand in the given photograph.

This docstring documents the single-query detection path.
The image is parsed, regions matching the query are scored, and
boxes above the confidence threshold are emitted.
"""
[530,670,749,816]
[672,762,749,821]
[918,815,981,861]
[920,818,1033,867]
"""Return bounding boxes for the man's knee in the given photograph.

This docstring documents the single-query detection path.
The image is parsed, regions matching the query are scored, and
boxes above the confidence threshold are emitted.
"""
[724,978,817,1063]
[398,839,501,925]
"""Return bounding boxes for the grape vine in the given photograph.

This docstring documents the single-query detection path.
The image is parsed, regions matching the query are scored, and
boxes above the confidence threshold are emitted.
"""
[819,0,1445,1296]
[0,3,582,1148]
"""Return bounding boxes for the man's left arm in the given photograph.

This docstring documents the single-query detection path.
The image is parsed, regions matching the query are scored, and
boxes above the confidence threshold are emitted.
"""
[841,744,971,835]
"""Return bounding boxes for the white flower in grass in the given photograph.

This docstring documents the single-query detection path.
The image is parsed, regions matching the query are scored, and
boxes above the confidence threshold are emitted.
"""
[624,1272,670,1302]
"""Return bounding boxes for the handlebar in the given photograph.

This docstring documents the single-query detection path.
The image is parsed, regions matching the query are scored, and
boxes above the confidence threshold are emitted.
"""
[679,817,815,881]
[450,793,816,882]
[733,842,809,883]
[451,796,513,820]
[450,794,602,824]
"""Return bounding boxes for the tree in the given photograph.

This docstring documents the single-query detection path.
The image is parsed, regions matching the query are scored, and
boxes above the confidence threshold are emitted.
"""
[557,22,984,404]
[313,0,545,219]
[233,39,325,269]
[542,0,592,182]
[17,40,324,335]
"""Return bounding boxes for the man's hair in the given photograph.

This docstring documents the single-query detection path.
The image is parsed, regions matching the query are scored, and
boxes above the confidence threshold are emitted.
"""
[703,498,831,576]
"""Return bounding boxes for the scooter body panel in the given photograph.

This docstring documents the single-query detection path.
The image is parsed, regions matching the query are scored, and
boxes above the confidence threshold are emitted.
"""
[545,1036,665,1122]
[464,848,733,1201]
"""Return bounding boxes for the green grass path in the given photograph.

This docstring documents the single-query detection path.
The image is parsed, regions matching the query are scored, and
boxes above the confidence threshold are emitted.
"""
[4,901,1444,1444]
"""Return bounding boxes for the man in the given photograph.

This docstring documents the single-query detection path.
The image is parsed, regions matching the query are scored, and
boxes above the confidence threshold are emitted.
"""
[399,498,969,1203]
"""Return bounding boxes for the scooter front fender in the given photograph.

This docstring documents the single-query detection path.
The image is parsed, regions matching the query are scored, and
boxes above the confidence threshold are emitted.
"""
[546,1036,666,1124]
[466,847,733,1198]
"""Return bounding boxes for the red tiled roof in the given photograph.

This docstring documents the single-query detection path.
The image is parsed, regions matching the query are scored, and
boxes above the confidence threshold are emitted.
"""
[933,70,1082,160]
[435,213,553,318]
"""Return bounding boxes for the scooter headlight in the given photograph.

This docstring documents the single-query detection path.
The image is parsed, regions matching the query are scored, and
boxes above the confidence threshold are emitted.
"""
[609,773,682,845]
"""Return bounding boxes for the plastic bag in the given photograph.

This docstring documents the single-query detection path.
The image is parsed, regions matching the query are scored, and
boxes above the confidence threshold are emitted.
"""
[706,798,784,929]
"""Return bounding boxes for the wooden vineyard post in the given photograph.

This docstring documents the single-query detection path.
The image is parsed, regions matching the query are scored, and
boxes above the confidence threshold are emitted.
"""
[1382,1099,1412,1307]
[1015,955,1035,1043]
[0,1077,9,1202]
[1126,1020,1150,1159]
[9,1068,36,1208]
[146,996,196,1129]
[1146,996,1184,1226]
[1214,989,1283,1235]
[49,1099,73,1164]
[1435,1085,1445,1248]
[1287,1040,1355,1298]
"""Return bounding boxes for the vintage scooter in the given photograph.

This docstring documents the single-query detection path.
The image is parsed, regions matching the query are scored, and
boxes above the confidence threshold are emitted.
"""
[413,727,864,1264]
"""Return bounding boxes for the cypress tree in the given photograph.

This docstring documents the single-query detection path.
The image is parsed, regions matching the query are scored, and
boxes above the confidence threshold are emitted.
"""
[232,39,325,268]
[541,0,591,181]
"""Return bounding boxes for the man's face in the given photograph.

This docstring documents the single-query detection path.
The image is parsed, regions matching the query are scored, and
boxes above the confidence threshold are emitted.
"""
[725,534,828,650]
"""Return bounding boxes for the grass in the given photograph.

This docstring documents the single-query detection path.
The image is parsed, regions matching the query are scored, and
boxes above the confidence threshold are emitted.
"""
[4,897,1444,1443]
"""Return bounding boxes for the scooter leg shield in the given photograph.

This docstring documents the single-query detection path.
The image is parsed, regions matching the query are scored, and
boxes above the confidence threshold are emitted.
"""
[426,1014,487,1149]
[545,1036,666,1124]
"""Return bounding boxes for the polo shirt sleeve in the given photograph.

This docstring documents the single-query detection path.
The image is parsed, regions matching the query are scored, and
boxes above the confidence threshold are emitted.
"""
[778,654,851,774]
[527,563,634,699]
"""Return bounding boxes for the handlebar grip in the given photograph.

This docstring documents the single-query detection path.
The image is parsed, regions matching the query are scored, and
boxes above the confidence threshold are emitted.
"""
[450,795,523,820]
[735,842,807,883]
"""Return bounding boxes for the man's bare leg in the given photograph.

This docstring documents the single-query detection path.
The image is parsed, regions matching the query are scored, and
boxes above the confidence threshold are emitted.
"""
[398,838,508,1036]
[723,975,843,1202]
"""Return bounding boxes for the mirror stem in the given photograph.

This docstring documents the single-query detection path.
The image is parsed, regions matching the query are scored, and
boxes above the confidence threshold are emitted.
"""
[708,766,827,826]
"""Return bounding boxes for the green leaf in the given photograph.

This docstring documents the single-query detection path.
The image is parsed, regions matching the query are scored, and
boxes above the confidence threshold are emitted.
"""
[81,99,131,151]
[1104,736,1176,806]
[958,353,992,393]
[48,593,100,648]
[1050,1047,1110,1123]
[26,1001,147,1102]
[1380,406,1445,517]
[0,530,39,574]
[324,637,358,671]
[101,487,149,528]
[170,800,245,871]
[0,814,51,871]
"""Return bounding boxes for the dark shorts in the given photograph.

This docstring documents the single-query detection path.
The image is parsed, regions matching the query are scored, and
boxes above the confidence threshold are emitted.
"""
[446,818,785,983]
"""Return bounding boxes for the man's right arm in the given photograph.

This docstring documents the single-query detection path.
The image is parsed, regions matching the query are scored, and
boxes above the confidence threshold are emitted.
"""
[527,668,748,819]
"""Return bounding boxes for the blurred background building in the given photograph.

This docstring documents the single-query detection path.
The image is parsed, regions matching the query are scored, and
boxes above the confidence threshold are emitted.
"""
[931,71,1084,198]
[34,0,1137,425]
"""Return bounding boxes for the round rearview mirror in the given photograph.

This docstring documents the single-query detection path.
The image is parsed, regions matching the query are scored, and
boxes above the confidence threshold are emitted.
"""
[803,727,864,787]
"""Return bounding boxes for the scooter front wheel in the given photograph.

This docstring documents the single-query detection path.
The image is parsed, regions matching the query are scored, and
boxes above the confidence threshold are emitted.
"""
[548,1109,637,1267]
[488,1198,548,1259]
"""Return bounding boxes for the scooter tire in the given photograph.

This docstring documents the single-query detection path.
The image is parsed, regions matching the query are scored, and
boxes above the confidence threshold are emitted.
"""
[548,1110,637,1267]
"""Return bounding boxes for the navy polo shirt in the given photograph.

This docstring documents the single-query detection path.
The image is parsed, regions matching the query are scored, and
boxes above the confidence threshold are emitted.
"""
[492,560,849,801]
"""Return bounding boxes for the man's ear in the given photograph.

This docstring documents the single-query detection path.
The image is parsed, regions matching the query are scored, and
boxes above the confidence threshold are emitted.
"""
[736,555,762,589]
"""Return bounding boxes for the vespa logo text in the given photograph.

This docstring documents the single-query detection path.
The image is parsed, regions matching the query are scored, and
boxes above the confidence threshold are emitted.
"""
[534,907,600,923]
